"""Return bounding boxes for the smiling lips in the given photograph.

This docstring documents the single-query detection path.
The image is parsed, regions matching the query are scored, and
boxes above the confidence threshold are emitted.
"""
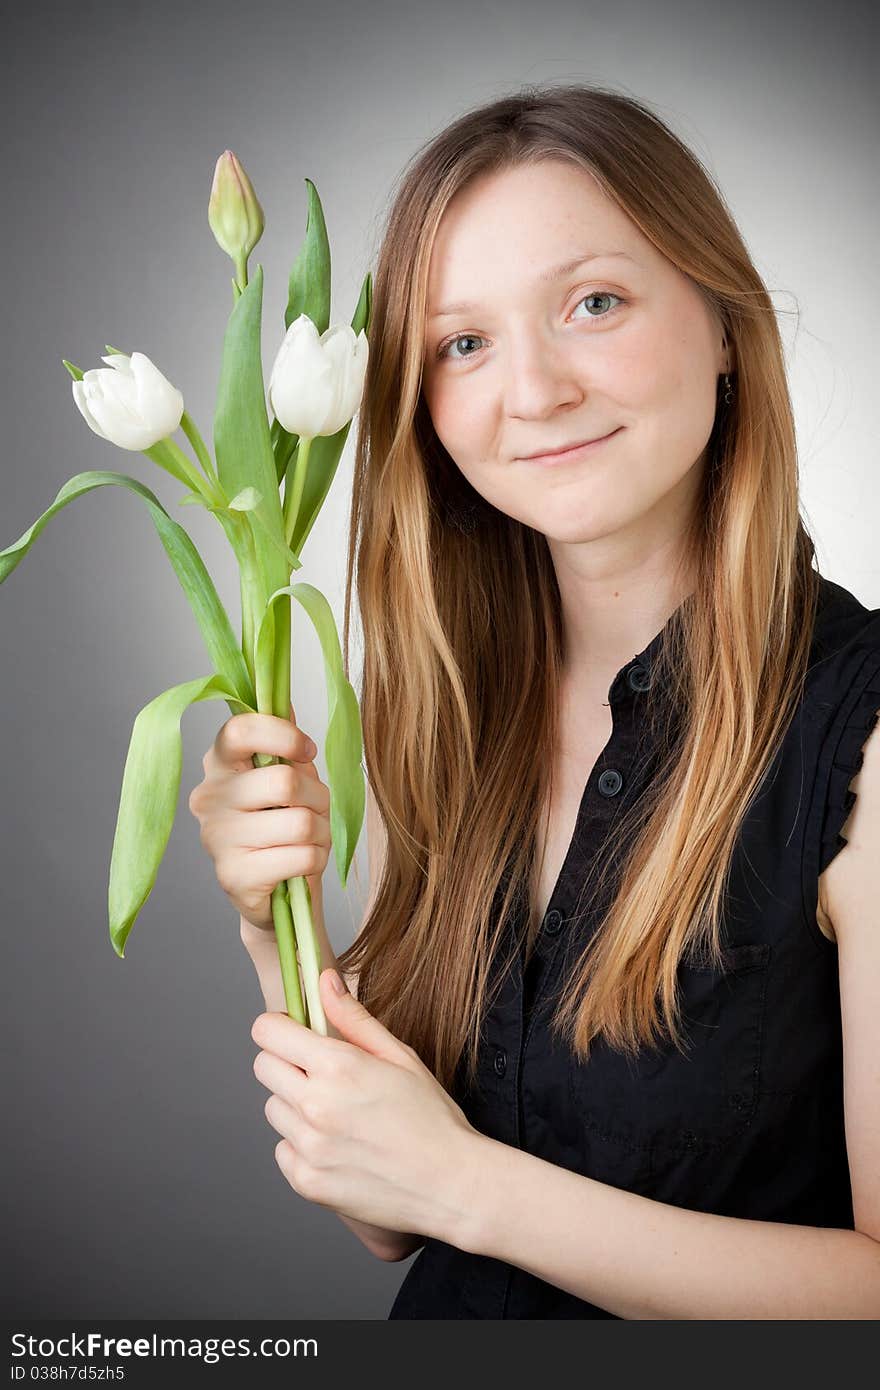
[520,427,622,464]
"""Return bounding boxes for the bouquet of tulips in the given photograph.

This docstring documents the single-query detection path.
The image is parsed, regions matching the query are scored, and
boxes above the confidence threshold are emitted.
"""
[0,151,371,1036]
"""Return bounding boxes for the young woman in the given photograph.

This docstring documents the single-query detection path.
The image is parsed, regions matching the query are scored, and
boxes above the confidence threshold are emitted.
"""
[188,85,880,1318]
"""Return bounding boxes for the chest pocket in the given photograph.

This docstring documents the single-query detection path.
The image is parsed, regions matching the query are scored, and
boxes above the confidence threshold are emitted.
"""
[567,942,771,1159]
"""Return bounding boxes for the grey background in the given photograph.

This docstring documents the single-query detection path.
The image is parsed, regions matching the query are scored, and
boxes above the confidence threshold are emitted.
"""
[2,0,877,1320]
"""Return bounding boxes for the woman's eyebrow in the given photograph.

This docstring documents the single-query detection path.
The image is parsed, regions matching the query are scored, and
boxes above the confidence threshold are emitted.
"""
[428,251,637,319]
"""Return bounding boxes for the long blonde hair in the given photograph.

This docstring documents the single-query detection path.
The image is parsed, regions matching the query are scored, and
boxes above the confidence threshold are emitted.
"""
[336,82,819,1093]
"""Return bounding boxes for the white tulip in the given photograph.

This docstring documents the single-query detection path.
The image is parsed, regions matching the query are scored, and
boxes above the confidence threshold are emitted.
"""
[72,351,185,451]
[267,313,368,439]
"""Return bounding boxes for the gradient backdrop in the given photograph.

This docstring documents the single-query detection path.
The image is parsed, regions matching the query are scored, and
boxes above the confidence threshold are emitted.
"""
[2,0,877,1320]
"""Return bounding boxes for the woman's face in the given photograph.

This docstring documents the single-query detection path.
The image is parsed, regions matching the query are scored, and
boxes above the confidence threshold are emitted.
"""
[421,159,729,549]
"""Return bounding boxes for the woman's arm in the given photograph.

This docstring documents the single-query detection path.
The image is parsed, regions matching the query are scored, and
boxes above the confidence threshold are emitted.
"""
[241,880,425,1264]
[445,1133,880,1318]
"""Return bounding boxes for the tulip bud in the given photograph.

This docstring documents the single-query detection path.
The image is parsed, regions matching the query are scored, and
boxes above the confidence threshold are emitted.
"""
[71,351,184,451]
[267,313,369,439]
[208,150,265,281]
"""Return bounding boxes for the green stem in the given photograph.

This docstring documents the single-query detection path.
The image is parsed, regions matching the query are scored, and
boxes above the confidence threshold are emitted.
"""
[245,533,326,1032]
[247,775,305,1024]
[270,882,307,1023]
[163,438,225,506]
[283,436,313,549]
[179,411,220,488]
[287,874,327,1035]
[271,566,328,1035]
[251,693,307,1024]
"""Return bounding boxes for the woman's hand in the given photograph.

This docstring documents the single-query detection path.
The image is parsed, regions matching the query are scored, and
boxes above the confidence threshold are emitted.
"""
[188,703,331,933]
[251,969,482,1247]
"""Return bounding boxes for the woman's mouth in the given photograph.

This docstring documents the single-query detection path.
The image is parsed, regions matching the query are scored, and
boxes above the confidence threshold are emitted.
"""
[519,427,623,467]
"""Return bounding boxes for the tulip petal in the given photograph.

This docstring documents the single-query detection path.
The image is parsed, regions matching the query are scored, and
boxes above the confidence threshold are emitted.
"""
[71,380,113,442]
[100,353,134,376]
[130,352,184,438]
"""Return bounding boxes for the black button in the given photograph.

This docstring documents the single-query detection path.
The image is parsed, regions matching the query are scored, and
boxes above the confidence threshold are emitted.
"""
[493,1048,507,1077]
[628,663,652,692]
[598,768,623,796]
[543,908,563,935]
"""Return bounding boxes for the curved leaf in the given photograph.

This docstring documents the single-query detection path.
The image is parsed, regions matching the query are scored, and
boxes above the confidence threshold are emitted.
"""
[254,582,283,715]
[286,177,332,336]
[0,470,255,709]
[109,672,254,957]
[289,581,365,886]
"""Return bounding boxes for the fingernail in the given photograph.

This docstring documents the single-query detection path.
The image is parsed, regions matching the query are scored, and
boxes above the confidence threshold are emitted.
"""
[328,970,347,995]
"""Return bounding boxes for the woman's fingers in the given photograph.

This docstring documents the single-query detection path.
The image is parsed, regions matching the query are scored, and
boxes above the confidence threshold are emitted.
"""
[224,762,330,815]
[263,1093,302,1146]
[212,711,318,772]
[254,1047,309,1095]
[235,842,331,888]
[232,806,333,851]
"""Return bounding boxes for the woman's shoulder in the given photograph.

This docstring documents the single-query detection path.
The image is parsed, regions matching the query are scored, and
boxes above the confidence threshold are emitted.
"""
[800,571,880,886]
[804,572,880,714]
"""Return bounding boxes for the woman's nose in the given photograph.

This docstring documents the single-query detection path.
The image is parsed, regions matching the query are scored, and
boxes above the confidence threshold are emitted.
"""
[502,346,585,418]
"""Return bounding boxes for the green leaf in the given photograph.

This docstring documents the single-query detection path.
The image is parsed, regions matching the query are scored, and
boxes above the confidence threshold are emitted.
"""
[227,487,262,511]
[199,488,302,573]
[290,581,365,887]
[247,506,303,573]
[285,424,350,557]
[285,176,331,337]
[0,470,255,709]
[351,269,373,340]
[222,488,299,570]
[109,672,254,957]
[213,263,289,603]
[254,585,283,715]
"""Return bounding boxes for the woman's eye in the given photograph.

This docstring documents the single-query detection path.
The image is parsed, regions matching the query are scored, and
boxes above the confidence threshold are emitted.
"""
[436,332,485,362]
[435,291,624,362]
[570,290,623,320]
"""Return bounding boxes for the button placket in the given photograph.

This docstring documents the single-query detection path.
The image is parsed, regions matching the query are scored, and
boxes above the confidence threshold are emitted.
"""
[516,681,642,1152]
[517,905,570,1089]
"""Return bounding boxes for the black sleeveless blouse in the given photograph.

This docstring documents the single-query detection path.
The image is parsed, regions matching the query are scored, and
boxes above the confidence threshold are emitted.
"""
[388,571,880,1319]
